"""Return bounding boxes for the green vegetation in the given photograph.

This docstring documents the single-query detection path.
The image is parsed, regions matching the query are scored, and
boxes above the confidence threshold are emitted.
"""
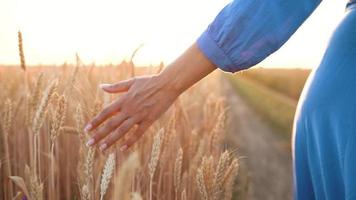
[241,68,310,100]
[227,70,307,139]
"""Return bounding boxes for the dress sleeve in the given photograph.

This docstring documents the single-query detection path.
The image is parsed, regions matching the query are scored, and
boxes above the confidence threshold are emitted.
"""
[197,0,321,72]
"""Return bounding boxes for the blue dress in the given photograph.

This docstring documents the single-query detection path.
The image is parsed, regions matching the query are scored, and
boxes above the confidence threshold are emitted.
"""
[197,0,356,199]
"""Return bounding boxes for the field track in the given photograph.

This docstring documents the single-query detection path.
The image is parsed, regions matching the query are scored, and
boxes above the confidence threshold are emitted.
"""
[222,77,293,200]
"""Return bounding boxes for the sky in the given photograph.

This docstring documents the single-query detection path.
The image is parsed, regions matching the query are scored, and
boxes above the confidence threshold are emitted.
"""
[0,0,348,68]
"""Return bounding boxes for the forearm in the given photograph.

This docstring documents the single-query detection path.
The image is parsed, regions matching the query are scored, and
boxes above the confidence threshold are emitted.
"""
[157,43,216,94]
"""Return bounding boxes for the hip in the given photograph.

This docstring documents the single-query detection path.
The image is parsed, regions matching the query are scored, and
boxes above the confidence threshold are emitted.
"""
[298,7,356,116]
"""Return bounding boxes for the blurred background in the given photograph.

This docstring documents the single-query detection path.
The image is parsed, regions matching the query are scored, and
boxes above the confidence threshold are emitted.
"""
[0,0,346,67]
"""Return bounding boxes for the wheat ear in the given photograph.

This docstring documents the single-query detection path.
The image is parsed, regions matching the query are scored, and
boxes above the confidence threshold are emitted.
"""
[223,159,239,200]
[100,153,116,200]
[27,73,44,128]
[148,128,163,200]
[213,151,230,200]
[18,31,26,71]
[202,156,214,197]
[174,148,183,199]
[32,79,58,135]
[196,167,208,200]
[50,95,66,144]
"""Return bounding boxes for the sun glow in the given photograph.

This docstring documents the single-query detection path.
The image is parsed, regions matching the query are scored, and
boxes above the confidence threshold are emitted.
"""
[0,0,347,68]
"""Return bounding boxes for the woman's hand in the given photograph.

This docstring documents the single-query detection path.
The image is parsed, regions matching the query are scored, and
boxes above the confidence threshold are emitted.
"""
[85,75,180,152]
[85,43,216,152]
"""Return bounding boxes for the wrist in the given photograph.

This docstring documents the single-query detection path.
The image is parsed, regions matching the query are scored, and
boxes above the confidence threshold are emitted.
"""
[154,43,216,96]
[155,63,185,95]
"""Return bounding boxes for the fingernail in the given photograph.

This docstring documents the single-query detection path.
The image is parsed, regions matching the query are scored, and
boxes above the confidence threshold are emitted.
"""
[84,124,92,132]
[86,138,95,147]
[99,143,107,151]
[99,84,111,89]
[120,145,128,152]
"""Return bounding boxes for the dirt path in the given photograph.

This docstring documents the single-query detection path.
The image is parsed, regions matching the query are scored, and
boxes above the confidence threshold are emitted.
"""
[221,77,293,200]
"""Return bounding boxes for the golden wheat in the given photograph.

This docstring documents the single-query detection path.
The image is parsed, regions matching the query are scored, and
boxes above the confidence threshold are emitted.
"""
[0,54,239,200]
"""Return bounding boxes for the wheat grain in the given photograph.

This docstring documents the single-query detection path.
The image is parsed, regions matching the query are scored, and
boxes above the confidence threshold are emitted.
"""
[60,126,78,134]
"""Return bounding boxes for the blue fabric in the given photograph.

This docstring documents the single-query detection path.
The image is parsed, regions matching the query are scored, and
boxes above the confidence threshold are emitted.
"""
[197,0,356,199]
[294,7,356,199]
[197,0,321,72]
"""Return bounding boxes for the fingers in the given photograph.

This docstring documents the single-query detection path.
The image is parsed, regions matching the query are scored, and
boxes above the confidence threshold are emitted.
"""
[86,113,127,146]
[84,98,124,132]
[100,78,135,93]
[119,121,152,151]
[98,117,139,151]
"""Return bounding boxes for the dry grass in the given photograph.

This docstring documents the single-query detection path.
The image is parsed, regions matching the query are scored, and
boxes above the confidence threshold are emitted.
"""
[0,34,239,200]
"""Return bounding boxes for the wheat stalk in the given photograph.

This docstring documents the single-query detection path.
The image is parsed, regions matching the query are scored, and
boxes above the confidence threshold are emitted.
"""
[181,189,187,200]
[114,152,140,199]
[2,99,14,199]
[25,165,43,200]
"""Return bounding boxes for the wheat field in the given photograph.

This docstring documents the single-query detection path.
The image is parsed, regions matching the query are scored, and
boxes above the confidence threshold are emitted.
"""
[0,33,239,200]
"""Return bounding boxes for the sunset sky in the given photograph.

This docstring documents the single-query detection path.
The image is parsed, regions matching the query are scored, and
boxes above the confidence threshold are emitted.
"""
[0,0,347,68]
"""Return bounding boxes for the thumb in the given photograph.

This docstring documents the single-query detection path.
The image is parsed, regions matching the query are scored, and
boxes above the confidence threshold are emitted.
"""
[100,78,135,93]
